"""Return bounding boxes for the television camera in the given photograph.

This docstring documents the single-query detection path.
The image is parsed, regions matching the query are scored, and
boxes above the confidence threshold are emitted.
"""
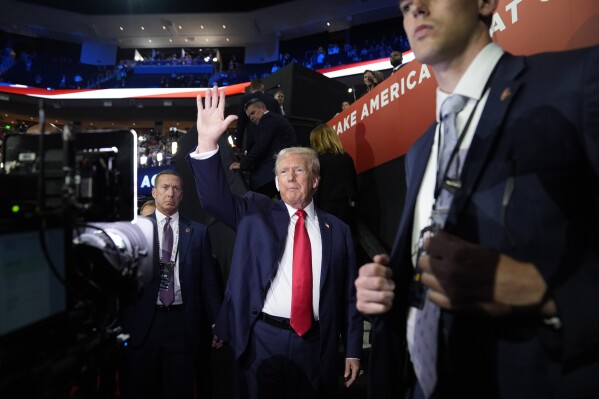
[0,119,158,398]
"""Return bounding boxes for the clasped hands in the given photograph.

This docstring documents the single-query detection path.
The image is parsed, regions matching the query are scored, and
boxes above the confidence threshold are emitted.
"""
[356,231,553,316]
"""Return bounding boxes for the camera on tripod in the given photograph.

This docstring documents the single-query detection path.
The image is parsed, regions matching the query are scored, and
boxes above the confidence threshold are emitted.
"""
[0,123,158,398]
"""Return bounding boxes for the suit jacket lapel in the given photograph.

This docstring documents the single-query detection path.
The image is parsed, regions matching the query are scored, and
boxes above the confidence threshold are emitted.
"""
[271,201,290,279]
[317,211,332,290]
[393,124,436,254]
[178,216,191,268]
[148,213,161,285]
[450,54,526,219]
[404,126,435,220]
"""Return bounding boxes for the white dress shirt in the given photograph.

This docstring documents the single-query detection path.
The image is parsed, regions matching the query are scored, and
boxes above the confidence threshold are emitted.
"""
[262,201,322,320]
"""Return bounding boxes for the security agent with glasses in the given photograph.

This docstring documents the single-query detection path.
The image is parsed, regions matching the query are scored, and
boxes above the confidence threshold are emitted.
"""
[187,87,362,399]
[118,170,223,399]
[355,0,599,398]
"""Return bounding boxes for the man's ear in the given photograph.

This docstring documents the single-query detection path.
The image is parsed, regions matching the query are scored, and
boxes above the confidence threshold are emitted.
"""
[312,176,320,190]
[151,187,157,199]
[275,176,280,191]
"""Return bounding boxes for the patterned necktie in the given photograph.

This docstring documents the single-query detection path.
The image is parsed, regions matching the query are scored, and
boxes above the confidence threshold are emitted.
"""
[411,94,467,399]
[290,209,312,336]
[437,95,467,186]
[159,216,174,306]
[433,93,468,227]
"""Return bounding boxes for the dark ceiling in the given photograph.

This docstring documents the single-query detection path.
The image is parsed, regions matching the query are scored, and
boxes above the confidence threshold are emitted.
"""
[2,0,401,50]
[16,0,294,14]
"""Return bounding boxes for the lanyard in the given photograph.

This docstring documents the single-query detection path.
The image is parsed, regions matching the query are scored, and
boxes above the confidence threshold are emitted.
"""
[158,218,180,264]
[433,70,496,201]
[433,97,480,200]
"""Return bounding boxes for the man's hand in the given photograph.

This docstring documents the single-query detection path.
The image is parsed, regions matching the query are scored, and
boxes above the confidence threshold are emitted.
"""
[229,161,240,171]
[344,358,361,388]
[355,254,395,315]
[196,85,238,153]
[419,231,553,316]
[418,231,499,307]
[211,334,224,349]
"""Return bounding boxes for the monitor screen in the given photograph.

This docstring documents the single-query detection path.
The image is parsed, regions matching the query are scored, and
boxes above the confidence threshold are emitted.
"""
[0,227,66,337]
[2,129,137,221]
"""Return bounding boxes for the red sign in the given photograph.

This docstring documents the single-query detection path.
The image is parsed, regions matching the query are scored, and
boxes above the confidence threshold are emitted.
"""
[331,0,599,173]
[329,63,436,174]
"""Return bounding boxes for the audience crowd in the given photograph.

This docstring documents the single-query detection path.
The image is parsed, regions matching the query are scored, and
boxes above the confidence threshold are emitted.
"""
[137,128,184,168]
[0,16,408,90]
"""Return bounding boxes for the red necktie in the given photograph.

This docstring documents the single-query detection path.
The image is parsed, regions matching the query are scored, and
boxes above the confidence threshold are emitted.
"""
[290,209,312,336]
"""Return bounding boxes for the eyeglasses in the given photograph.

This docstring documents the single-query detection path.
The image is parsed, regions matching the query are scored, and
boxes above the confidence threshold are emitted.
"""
[157,184,182,194]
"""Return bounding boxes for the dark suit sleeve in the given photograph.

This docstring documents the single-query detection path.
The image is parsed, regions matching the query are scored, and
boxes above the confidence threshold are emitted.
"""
[546,45,599,364]
[343,228,364,359]
[199,228,223,324]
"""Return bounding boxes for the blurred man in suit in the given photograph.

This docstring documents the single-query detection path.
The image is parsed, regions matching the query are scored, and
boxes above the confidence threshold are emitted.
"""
[389,50,404,74]
[235,78,281,153]
[230,98,296,199]
[119,170,223,399]
[187,87,363,399]
[274,89,286,116]
[355,0,599,398]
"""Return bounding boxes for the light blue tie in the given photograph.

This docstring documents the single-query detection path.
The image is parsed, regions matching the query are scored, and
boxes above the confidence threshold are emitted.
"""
[411,94,467,399]
[432,94,467,228]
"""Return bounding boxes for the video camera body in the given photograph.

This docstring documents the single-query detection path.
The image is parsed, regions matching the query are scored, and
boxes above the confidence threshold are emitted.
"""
[1,127,135,221]
[0,125,158,398]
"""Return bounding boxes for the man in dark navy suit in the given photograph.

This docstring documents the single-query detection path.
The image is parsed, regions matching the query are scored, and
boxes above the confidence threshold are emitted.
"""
[119,170,223,399]
[355,0,599,398]
[235,78,281,154]
[230,97,296,199]
[187,88,362,399]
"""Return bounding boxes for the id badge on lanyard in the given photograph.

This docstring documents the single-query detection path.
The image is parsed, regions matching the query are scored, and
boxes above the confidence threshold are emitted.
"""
[159,223,179,292]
